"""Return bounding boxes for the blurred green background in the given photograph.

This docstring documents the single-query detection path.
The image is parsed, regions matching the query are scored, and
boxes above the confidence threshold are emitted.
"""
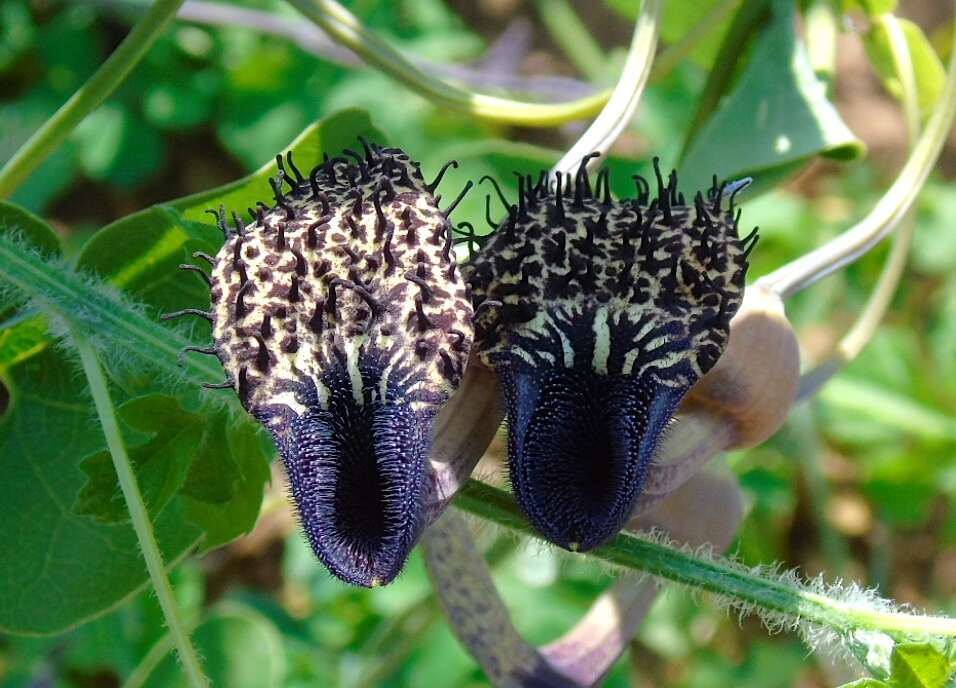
[2,0,956,686]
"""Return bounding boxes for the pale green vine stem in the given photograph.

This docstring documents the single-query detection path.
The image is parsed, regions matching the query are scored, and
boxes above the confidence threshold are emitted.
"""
[553,0,661,177]
[454,480,956,640]
[0,0,186,199]
[124,629,181,688]
[799,13,923,400]
[755,2,956,298]
[70,325,208,688]
[285,0,611,126]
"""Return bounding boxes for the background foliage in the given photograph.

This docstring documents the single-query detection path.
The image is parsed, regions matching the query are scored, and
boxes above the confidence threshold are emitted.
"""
[1,0,955,685]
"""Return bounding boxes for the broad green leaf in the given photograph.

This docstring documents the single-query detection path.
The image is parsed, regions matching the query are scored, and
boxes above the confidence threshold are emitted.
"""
[0,199,61,254]
[176,106,383,222]
[143,607,286,688]
[864,16,946,121]
[889,642,955,688]
[837,680,892,687]
[679,0,864,193]
[181,413,273,553]
[0,313,49,371]
[74,395,208,524]
[0,350,202,635]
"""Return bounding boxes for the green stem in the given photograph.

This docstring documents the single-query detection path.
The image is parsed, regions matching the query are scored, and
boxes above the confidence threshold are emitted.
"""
[553,0,661,176]
[756,2,956,298]
[453,480,956,641]
[797,12,923,401]
[0,233,222,385]
[71,326,207,688]
[285,0,611,126]
[678,0,770,162]
[0,0,185,199]
[534,0,607,81]
[124,630,180,688]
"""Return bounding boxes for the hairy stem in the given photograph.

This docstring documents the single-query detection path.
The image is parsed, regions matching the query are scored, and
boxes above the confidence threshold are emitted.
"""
[756,3,956,298]
[798,13,923,400]
[72,326,208,688]
[285,0,612,126]
[453,480,956,641]
[0,233,221,385]
[0,0,185,198]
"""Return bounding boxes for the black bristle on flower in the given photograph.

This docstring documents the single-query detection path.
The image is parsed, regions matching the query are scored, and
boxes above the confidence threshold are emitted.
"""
[466,154,755,552]
[183,140,474,587]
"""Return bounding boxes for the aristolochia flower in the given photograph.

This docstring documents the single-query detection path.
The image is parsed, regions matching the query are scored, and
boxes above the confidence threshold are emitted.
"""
[168,142,474,587]
[465,156,757,551]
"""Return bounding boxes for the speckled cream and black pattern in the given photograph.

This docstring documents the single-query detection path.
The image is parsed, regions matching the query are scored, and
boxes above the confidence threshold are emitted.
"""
[185,142,473,587]
[465,158,757,552]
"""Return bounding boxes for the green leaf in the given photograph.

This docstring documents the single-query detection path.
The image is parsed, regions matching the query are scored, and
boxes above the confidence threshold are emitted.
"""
[888,642,955,688]
[73,104,166,189]
[181,414,273,552]
[0,350,202,635]
[74,395,206,524]
[679,0,864,193]
[863,16,946,122]
[0,199,61,254]
[173,107,383,222]
[142,607,286,688]
[837,680,892,688]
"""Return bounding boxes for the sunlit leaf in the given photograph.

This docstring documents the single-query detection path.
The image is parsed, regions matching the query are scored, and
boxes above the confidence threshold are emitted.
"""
[679,0,864,193]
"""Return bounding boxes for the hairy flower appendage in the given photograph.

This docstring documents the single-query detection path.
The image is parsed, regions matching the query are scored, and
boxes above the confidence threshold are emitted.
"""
[465,156,757,552]
[167,141,474,587]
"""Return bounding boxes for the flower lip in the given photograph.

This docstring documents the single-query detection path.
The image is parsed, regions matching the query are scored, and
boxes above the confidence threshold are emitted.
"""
[503,363,684,551]
[284,370,431,587]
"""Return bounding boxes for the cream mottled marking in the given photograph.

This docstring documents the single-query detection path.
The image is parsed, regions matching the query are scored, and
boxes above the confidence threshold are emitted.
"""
[591,305,611,375]
[204,146,473,430]
[465,164,754,386]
